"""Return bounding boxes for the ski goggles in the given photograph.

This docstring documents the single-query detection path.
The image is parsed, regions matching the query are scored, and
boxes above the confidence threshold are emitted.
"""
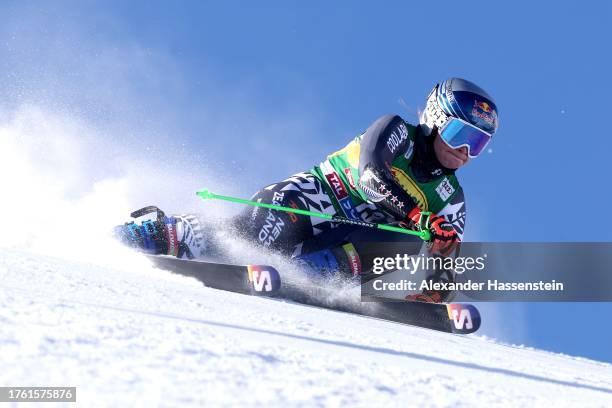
[439,117,492,158]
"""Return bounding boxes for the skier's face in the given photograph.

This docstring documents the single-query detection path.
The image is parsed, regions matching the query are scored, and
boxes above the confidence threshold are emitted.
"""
[433,131,470,169]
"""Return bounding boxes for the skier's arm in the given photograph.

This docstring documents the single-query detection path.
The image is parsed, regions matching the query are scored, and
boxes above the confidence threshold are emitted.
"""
[437,187,466,241]
[407,186,465,256]
[411,189,466,302]
[358,114,417,220]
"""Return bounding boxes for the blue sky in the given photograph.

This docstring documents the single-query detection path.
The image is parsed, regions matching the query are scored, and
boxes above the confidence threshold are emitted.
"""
[1,1,611,361]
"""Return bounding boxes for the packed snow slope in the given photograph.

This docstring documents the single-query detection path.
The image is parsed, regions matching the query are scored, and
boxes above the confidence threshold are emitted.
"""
[1,248,611,407]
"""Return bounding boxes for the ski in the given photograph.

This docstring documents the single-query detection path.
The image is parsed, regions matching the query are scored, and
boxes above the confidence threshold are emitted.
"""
[359,295,481,334]
[147,255,481,334]
[147,255,281,296]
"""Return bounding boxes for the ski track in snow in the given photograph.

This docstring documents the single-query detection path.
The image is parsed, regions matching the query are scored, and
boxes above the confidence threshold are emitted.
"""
[0,248,611,407]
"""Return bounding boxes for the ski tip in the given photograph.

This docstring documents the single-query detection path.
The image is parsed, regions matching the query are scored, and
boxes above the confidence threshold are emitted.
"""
[196,189,215,199]
[246,265,282,294]
[446,304,481,334]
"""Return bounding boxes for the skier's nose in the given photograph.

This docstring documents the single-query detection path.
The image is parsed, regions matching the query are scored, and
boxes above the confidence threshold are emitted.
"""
[457,146,469,157]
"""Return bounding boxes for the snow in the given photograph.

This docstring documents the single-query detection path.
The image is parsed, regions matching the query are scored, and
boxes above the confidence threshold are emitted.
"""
[1,247,611,407]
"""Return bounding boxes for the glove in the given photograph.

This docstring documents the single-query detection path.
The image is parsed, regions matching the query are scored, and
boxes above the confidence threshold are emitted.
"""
[405,291,443,303]
[406,208,459,257]
[114,206,204,259]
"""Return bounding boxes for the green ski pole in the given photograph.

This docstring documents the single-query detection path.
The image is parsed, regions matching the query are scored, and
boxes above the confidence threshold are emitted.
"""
[196,189,431,241]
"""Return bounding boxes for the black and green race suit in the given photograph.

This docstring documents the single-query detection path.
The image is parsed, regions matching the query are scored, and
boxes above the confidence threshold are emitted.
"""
[311,114,466,237]
[232,114,466,277]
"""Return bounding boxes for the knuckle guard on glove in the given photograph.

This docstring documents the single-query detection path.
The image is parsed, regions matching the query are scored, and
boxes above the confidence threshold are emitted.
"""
[406,208,459,257]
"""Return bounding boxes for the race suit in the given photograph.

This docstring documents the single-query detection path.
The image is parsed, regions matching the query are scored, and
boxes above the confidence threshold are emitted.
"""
[231,114,466,277]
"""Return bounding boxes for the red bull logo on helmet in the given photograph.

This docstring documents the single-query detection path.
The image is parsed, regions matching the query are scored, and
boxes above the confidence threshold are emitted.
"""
[472,99,497,126]
[474,100,492,113]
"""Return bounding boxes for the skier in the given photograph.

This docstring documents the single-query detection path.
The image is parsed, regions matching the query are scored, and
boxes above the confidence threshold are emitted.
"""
[115,78,499,302]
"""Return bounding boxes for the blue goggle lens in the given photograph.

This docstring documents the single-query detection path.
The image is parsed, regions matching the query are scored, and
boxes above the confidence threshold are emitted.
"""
[440,118,492,158]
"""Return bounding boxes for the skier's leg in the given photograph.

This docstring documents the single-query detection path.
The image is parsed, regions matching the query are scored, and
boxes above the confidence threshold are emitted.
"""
[113,172,337,261]
[297,226,424,279]
[231,172,339,256]
[345,228,456,302]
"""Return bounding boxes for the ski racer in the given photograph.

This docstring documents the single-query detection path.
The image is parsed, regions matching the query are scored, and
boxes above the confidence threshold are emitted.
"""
[115,78,499,302]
